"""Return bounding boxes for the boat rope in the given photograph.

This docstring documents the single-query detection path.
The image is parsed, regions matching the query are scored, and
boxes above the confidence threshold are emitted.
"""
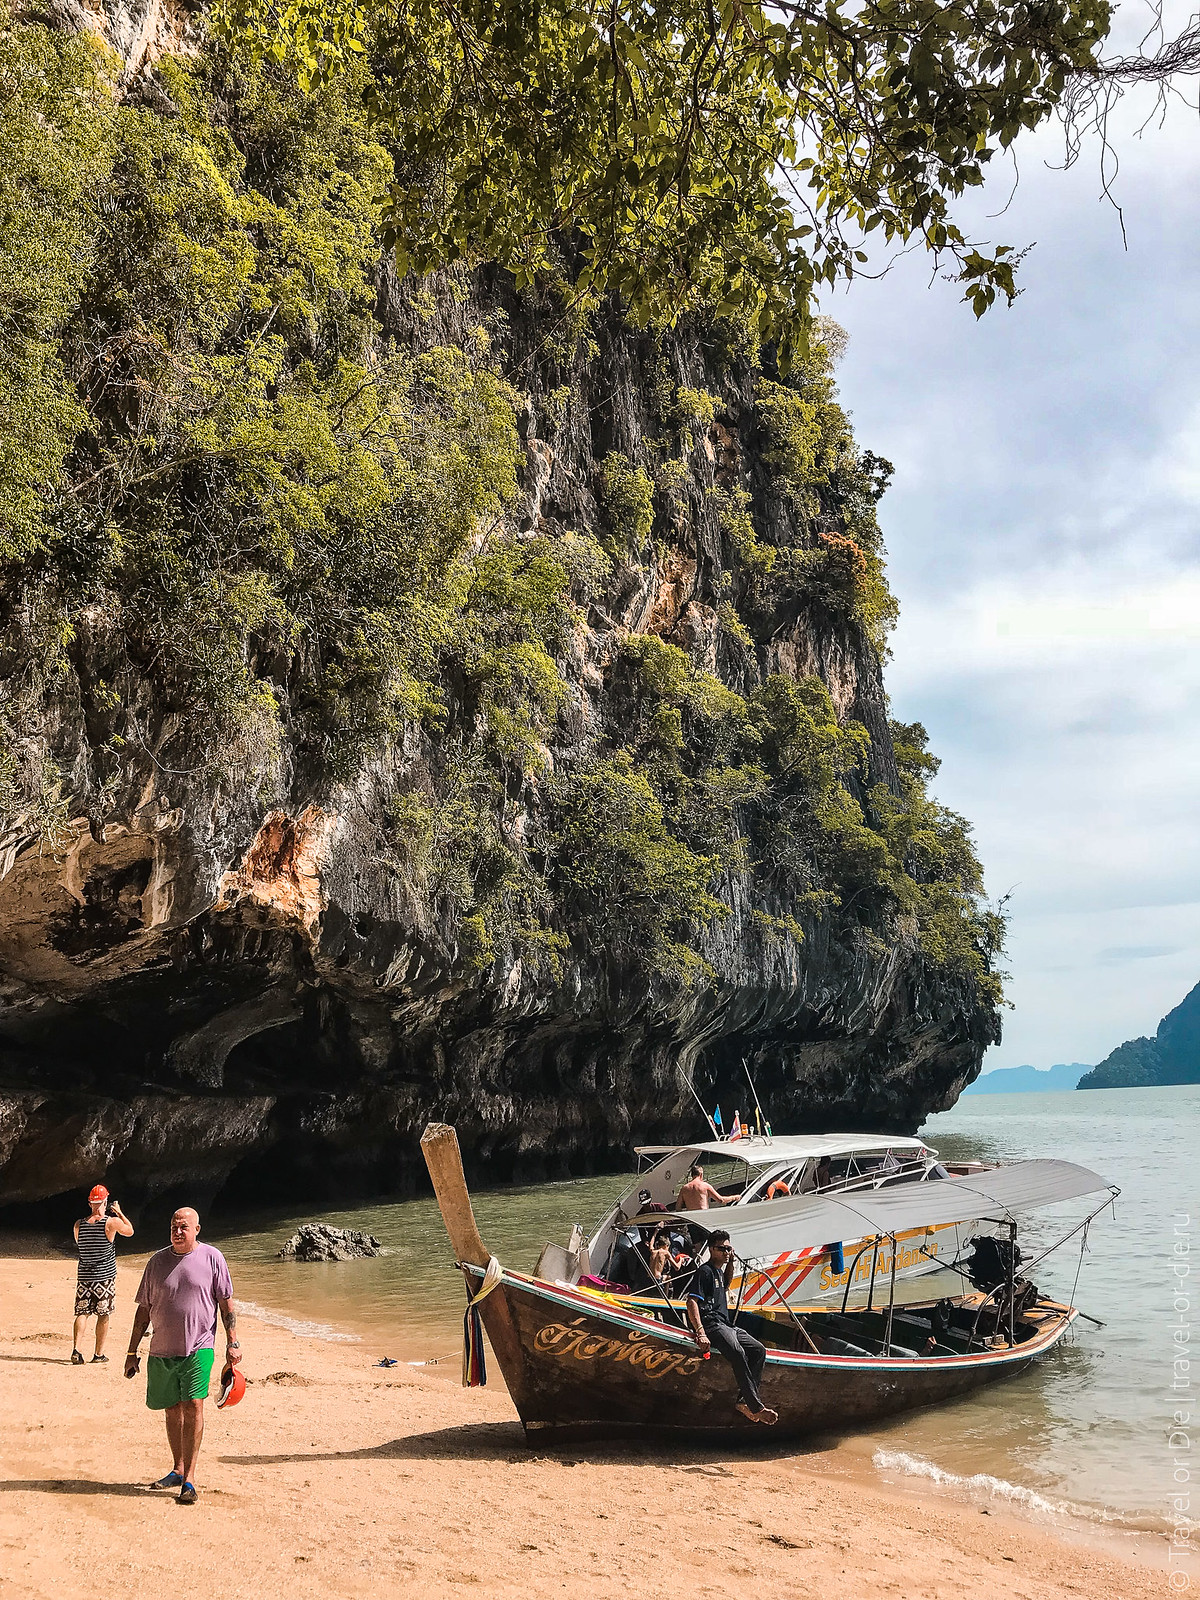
[461,1256,503,1388]
[1067,1217,1091,1326]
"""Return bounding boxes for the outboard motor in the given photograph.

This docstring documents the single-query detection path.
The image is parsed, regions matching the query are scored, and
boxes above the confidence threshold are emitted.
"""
[965,1233,1023,1292]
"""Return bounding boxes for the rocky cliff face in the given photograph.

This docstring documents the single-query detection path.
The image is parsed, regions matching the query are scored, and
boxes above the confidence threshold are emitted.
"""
[0,4,1001,1220]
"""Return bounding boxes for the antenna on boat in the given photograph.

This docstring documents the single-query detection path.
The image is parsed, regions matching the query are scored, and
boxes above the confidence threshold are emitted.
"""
[742,1058,769,1141]
[683,1074,720,1138]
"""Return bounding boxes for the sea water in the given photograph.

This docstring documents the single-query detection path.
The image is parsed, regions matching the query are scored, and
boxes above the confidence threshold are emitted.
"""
[208,1082,1199,1531]
[864,1082,1198,1532]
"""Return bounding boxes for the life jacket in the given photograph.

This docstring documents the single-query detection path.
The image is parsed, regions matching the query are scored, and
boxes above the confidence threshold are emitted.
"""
[766,1180,791,1200]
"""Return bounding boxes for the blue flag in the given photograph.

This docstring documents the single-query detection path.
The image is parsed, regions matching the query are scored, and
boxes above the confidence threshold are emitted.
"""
[713,1105,723,1132]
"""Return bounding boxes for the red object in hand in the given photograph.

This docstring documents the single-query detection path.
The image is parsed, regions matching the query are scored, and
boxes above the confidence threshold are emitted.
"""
[216,1365,246,1408]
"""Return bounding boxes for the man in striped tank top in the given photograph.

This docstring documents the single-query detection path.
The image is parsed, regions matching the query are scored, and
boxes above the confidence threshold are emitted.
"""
[72,1184,134,1365]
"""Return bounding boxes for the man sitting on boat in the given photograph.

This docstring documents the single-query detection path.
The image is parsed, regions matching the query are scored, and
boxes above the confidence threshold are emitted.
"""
[685,1232,778,1426]
[677,1165,734,1211]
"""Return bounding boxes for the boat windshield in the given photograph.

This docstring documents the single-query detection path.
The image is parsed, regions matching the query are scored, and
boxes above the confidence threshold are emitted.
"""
[736,1148,929,1203]
[695,1156,751,1199]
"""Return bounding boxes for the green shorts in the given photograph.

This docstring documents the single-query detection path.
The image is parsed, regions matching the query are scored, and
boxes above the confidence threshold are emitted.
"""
[145,1348,215,1409]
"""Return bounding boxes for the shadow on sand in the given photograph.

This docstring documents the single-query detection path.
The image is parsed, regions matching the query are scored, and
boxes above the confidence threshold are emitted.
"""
[0,1479,158,1498]
[219,1419,836,1470]
[220,1420,524,1467]
[0,1353,74,1366]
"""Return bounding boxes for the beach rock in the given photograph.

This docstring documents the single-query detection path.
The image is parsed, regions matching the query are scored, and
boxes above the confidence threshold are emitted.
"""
[278,1225,382,1262]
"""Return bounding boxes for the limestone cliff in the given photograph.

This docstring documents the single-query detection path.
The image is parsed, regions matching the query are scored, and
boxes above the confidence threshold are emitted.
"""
[0,4,1002,1217]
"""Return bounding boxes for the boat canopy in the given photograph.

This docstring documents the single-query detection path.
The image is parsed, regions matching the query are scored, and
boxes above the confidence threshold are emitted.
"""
[634,1159,1117,1262]
[633,1134,931,1165]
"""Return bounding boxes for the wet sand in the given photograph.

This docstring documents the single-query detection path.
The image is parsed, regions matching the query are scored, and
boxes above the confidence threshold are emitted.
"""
[0,1256,1171,1599]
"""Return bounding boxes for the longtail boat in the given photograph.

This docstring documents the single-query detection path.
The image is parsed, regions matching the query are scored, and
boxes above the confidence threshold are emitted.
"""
[421,1122,1118,1444]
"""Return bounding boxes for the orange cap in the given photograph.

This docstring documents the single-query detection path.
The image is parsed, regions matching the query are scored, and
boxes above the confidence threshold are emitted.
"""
[88,1185,109,1205]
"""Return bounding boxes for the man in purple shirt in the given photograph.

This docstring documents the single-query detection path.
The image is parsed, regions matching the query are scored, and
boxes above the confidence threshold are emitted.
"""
[124,1208,241,1505]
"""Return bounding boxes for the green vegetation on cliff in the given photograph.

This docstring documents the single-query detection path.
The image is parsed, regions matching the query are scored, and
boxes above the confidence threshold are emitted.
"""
[1077,980,1200,1089]
[0,15,1003,1010]
[1,31,548,785]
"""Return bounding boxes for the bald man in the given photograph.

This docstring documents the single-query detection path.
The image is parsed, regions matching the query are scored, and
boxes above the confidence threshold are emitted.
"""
[124,1208,240,1505]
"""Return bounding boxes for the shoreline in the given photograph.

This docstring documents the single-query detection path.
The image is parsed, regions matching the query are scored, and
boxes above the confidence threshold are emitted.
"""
[0,1254,1180,1598]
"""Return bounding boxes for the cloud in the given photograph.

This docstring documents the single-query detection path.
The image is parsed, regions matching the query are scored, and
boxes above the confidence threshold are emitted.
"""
[827,26,1200,1070]
[887,567,1200,925]
[1098,945,1182,964]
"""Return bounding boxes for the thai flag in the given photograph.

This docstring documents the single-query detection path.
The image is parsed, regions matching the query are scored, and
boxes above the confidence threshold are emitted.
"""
[731,1111,743,1141]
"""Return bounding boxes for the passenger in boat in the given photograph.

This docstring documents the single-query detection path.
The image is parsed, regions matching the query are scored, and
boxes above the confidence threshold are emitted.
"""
[677,1165,733,1211]
[814,1157,833,1190]
[609,1230,651,1293]
[609,1227,679,1295]
[666,1233,695,1286]
[647,1229,684,1290]
[648,1229,671,1277]
[685,1232,778,1425]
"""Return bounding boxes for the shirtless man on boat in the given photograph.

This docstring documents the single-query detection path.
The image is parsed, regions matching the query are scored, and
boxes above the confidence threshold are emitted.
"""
[677,1164,733,1211]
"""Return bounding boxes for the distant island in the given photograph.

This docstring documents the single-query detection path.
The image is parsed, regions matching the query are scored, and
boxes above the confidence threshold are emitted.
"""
[1077,979,1200,1089]
[962,1062,1088,1095]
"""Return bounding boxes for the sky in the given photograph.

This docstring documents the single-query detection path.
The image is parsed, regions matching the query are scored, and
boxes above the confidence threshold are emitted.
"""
[824,6,1200,1071]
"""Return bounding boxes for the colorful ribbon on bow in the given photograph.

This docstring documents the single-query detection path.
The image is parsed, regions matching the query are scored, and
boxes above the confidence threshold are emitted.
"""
[461,1255,503,1387]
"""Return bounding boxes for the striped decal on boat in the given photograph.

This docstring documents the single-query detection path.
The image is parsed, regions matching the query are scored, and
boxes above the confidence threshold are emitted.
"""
[738,1249,825,1305]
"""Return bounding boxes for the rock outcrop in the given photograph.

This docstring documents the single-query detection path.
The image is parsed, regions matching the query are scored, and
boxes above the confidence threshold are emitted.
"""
[0,0,1002,1220]
[36,0,202,79]
[279,1225,382,1262]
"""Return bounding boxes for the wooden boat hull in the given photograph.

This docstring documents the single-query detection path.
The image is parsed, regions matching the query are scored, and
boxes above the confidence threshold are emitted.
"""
[472,1265,1077,1443]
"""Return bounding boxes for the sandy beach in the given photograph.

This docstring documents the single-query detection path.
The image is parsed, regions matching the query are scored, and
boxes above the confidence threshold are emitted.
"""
[0,1255,1170,1600]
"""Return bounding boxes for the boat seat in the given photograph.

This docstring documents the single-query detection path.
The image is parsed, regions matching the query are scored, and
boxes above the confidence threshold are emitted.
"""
[821,1336,875,1358]
[821,1335,925,1360]
[890,1313,936,1336]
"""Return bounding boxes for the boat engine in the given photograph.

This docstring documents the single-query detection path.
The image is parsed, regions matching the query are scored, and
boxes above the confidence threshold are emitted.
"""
[965,1234,1023,1292]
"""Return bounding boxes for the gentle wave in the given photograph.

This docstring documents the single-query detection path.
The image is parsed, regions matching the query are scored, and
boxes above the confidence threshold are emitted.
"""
[872,1448,1154,1529]
[238,1299,361,1343]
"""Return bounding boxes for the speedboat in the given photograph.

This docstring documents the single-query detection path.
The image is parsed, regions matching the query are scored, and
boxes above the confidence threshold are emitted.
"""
[552,1134,994,1313]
